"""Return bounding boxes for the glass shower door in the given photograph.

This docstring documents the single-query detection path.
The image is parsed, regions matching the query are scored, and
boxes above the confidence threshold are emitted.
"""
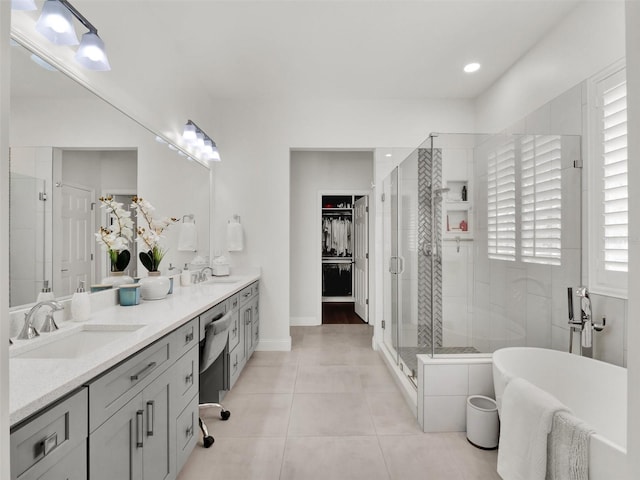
[397,151,420,379]
[382,168,398,363]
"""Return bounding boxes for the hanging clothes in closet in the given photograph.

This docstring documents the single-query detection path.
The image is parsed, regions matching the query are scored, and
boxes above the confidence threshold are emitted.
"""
[322,215,352,257]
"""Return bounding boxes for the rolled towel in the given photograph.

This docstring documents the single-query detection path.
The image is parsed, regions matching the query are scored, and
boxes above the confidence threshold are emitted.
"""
[497,377,571,480]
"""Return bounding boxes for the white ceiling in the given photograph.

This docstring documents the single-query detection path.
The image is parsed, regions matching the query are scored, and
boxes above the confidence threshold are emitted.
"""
[12,0,583,103]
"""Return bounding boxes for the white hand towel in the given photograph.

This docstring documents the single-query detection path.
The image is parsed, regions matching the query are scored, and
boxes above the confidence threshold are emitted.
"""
[497,377,571,480]
[227,219,244,251]
[178,222,198,251]
[546,411,594,480]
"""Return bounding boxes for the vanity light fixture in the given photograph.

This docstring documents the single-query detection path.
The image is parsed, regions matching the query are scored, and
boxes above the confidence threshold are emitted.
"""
[35,0,111,71]
[182,120,222,162]
[11,0,37,11]
[36,0,79,45]
[463,62,481,73]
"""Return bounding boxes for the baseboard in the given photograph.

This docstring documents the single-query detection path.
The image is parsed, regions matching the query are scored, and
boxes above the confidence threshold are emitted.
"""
[256,337,292,351]
[290,316,320,326]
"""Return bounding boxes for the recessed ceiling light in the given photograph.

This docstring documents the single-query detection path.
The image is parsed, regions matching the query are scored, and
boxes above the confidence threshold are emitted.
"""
[464,62,481,73]
[385,153,392,157]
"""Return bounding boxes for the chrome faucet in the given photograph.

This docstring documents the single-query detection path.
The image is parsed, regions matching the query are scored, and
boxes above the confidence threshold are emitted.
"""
[568,287,605,356]
[16,300,64,340]
[197,267,214,283]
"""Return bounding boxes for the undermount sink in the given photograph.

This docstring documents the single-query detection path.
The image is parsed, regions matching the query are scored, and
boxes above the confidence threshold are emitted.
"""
[13,324,145,359]
[203,276,242,284]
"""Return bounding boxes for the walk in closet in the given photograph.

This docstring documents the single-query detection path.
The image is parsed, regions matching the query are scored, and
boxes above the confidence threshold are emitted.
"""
[321,194,369,322]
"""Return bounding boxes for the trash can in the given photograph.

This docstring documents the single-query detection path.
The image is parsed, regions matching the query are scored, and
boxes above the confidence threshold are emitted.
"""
[466,395,499,450]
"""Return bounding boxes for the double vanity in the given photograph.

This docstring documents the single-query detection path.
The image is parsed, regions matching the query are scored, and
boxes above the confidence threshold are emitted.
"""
[8,273,260,480]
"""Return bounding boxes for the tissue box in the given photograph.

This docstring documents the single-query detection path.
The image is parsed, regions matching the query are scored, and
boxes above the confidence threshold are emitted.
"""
[212,264,230,276]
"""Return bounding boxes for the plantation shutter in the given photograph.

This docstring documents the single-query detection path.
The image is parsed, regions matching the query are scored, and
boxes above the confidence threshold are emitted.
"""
[488,140,516,261]
[520,135,562,265]
[600,76,628,272]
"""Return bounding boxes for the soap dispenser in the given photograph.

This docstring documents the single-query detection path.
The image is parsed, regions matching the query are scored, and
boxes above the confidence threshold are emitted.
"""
[71,281,91,322]
[181,263,191,286]
[37,280,55,302]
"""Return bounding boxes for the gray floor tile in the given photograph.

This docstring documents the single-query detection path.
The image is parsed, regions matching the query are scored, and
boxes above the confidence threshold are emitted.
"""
[294,365,363,393]
[177,437,286,480]
[366,391,422,435]
[231,364,298,394]
[201,393,293,437]
[281,436,390,480]
[288,393,376,436]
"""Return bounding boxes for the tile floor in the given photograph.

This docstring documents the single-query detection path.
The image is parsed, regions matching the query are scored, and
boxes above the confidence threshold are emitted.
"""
[178,324,500,480]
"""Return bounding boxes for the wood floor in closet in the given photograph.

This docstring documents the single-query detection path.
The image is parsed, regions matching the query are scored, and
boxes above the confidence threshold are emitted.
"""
[322,302,366,324]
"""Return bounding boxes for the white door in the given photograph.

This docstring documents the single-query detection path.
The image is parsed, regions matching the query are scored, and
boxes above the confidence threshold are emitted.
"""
[56,184,94,296]
[354,196,369,322]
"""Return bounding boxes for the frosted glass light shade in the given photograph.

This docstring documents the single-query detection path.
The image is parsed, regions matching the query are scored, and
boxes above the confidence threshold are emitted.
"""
[36,0,79,45]
[75,32,111,71]
[182,123,197,143]
[196,132,205,150]
[12,0,37,10]
[203,140,214,157]
[209,147,221,162]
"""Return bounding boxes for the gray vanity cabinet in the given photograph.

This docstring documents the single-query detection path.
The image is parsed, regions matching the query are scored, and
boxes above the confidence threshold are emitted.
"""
[89,365,174,480]
[10,388,88,480]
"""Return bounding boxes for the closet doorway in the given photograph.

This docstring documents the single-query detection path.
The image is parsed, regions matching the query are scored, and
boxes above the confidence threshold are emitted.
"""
[321,192,369,324]
[289,150,373,328]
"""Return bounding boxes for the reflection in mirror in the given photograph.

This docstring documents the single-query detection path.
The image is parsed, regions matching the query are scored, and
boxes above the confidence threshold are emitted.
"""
[10,38,211,309]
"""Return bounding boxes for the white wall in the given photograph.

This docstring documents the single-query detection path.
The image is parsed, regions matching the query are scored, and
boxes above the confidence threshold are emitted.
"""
[625,1,639,475]
[211,97,475,350]
[475,1,626,134]
[0,2,11,477]
[290,150,373,325]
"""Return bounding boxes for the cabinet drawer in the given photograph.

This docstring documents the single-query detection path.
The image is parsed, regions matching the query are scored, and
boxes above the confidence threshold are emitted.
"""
[252,282,259,296]
[172,317,198,361]
[173,345,199,414]
[22,441,86,480]
[228,293,240,311]
[228,310,240,351]
[176,394,199,473]
[89,338,171,431]
[238,285,254,306]
[10,388,88,480]
[198,301,228,340]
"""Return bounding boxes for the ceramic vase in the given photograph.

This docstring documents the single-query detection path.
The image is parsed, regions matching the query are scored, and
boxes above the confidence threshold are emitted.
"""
[139,271,170,300]
[101,271,134,288]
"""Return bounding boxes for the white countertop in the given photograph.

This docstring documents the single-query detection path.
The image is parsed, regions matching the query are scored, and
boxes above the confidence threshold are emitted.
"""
[9,272,260,427]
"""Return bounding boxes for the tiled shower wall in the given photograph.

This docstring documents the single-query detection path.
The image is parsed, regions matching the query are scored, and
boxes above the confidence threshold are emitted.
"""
[417,147,443,351]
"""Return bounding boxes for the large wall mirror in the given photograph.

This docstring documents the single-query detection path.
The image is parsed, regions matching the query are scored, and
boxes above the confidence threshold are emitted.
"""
[9,40,211,308]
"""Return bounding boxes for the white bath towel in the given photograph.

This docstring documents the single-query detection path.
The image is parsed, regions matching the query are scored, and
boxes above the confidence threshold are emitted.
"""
[178,222,198,251]
[497,377,571,480]
[546,411,594,480]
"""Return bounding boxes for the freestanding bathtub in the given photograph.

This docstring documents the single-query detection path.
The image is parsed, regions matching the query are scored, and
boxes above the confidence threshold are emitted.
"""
[492,347,628,480]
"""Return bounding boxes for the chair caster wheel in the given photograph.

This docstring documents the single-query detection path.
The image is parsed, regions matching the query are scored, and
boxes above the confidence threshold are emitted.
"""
[203,436,214,448]
[221,410,231,421]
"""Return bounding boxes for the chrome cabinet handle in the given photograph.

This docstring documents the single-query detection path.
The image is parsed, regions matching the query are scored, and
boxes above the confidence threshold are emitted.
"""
[42,432,58,456]
[136,410,144,448]
[146,401,154,436]
[185,372,194,385]
[130,362,157,381]
[186,425,194,438]
[185,331,194,343]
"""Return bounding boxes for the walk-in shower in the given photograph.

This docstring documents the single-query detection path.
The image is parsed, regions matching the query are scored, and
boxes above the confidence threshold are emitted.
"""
[381,132,582,386]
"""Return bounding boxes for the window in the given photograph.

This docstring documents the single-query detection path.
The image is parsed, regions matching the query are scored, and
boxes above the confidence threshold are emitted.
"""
[520,135,562,265]
[589,66,628,297]
[488,140,516,261]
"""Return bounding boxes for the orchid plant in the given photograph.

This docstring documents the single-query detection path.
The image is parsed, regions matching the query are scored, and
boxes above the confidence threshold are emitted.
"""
[131,196,178,272]
[95,196,134,272]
